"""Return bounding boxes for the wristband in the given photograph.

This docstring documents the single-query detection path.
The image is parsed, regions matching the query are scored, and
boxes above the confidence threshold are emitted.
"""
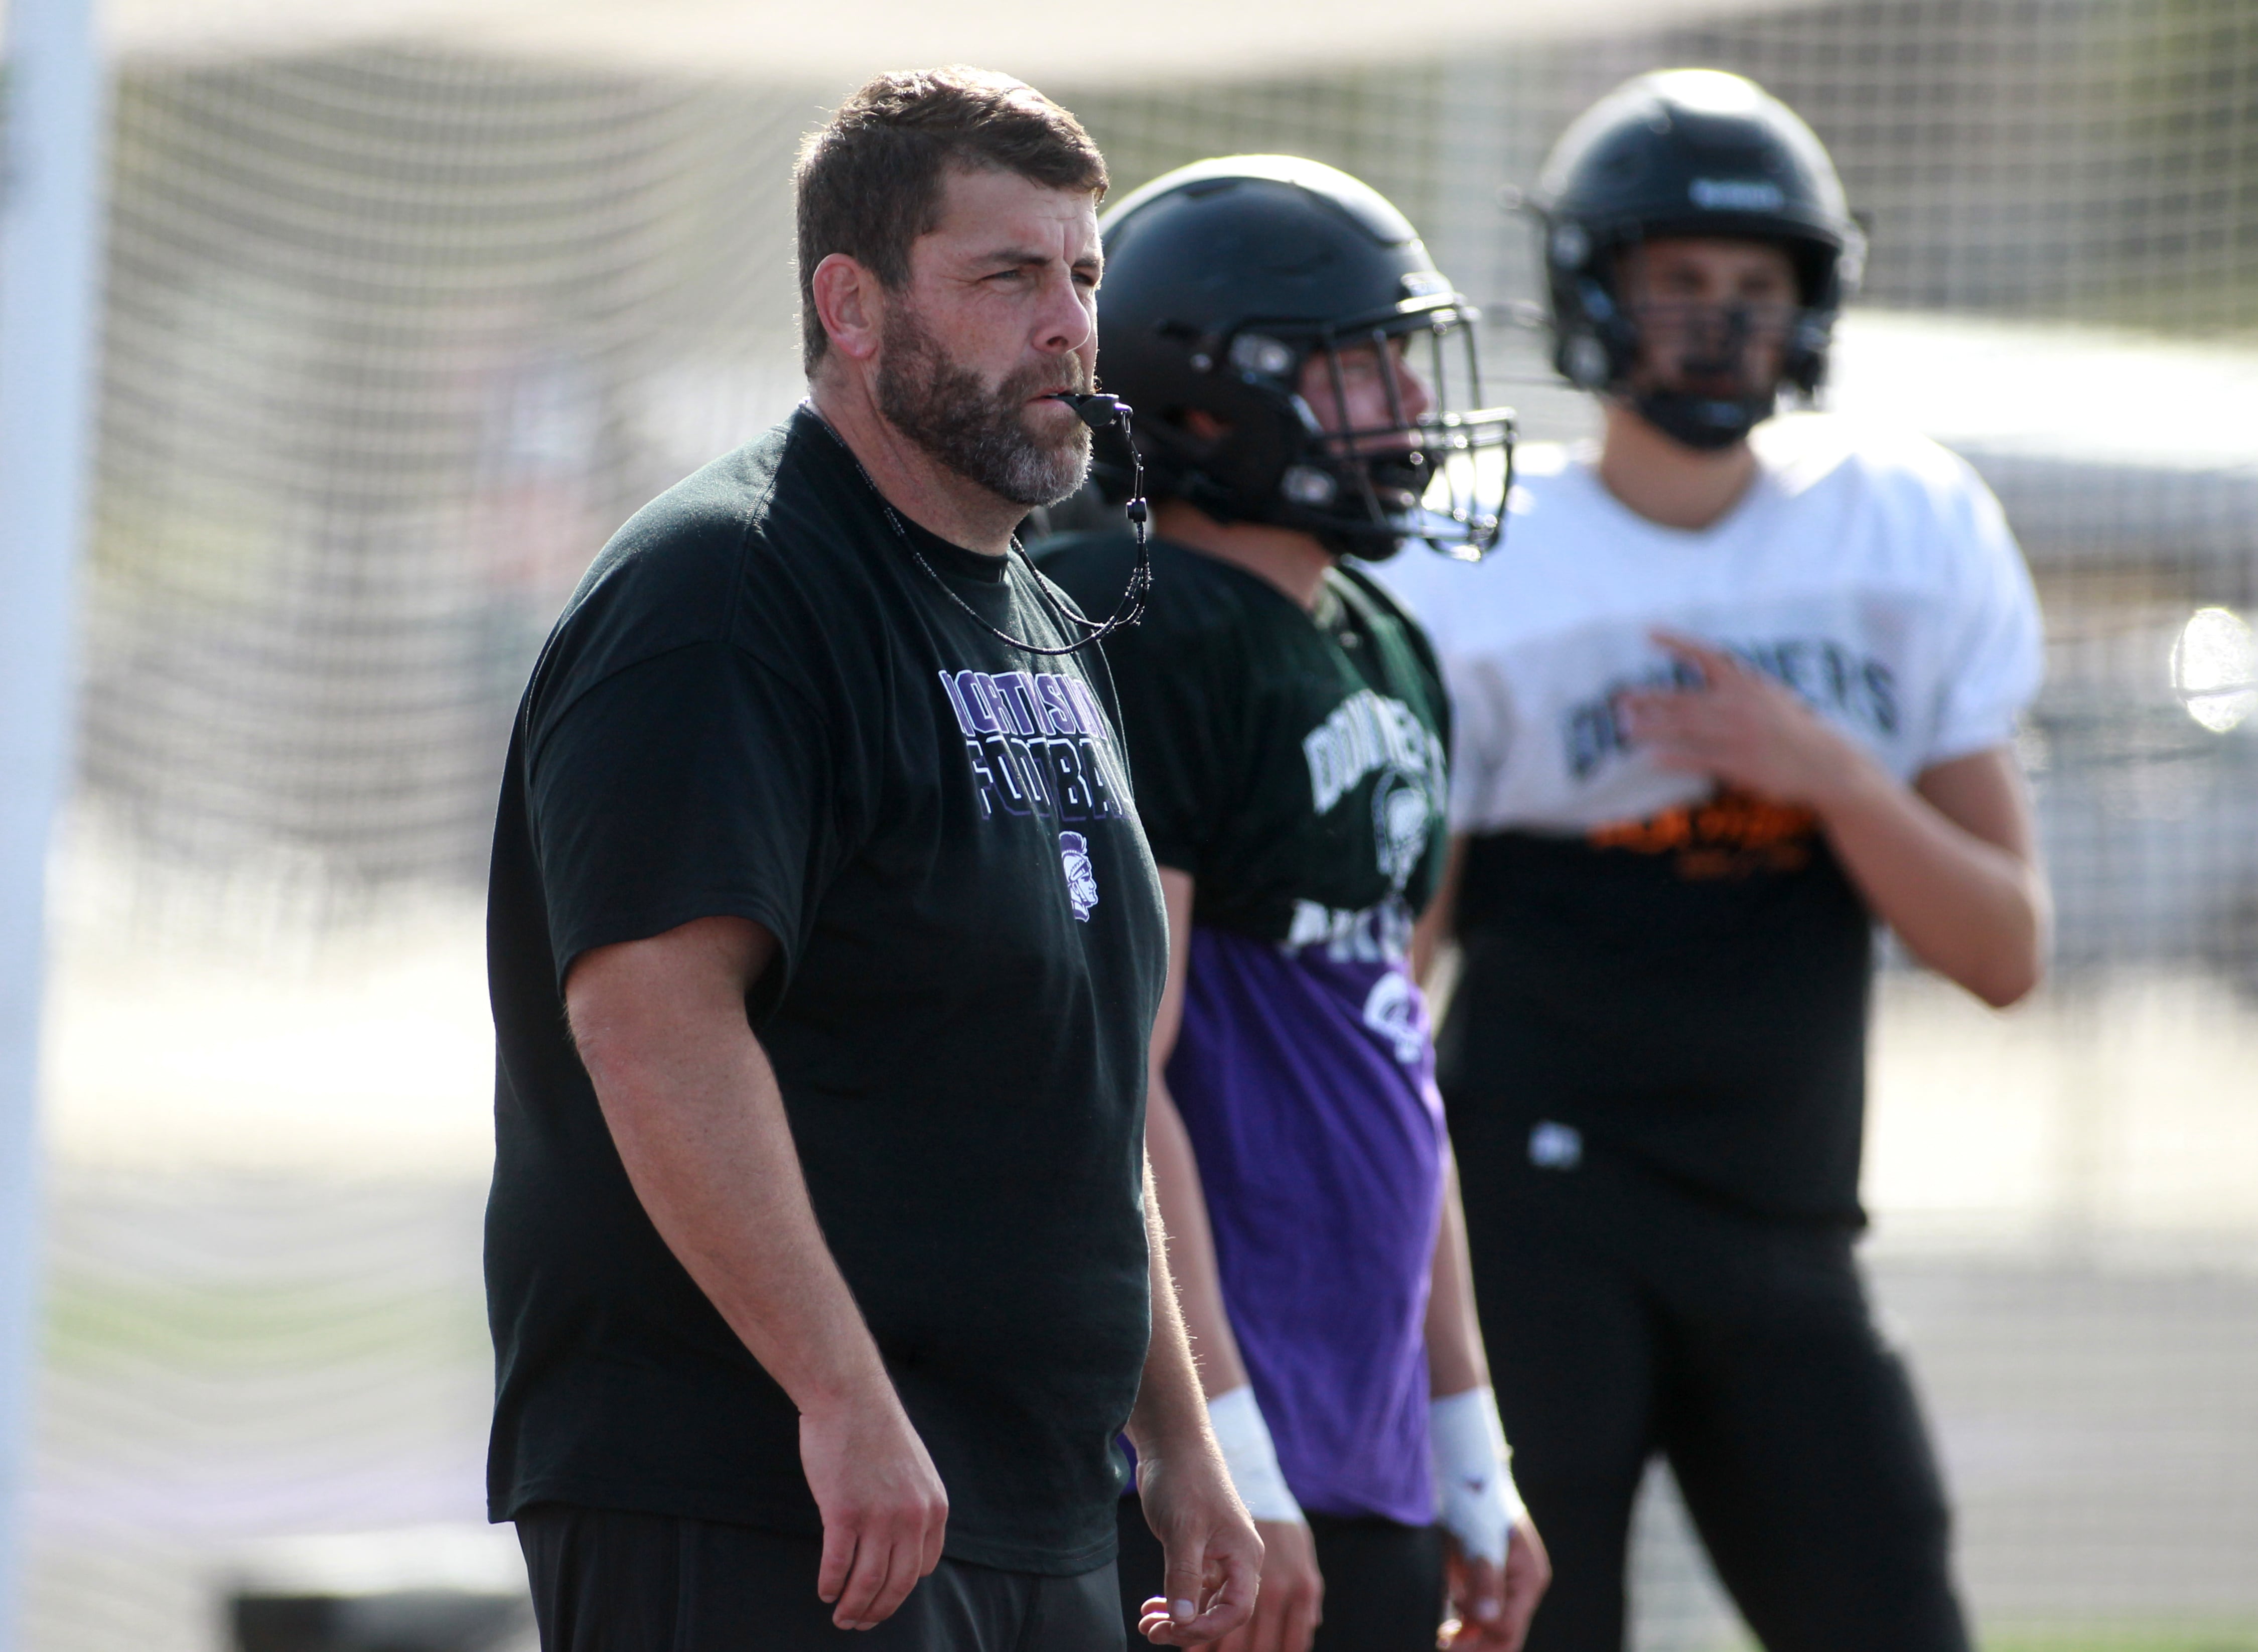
[1430,1386,1525,1566]
[1206,1385,1304,1525]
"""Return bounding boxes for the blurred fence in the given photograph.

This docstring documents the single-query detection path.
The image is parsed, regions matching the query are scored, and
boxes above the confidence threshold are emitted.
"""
[28,1,2258,1648]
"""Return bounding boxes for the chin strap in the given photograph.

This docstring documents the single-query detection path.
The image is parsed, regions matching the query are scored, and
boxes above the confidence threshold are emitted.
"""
[1632,387,1777,452]
[1626,303,1784,452]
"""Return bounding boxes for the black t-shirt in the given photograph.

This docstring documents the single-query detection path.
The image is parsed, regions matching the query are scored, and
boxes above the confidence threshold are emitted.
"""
[1035,532,1451,941]
[484,408,1167,1574]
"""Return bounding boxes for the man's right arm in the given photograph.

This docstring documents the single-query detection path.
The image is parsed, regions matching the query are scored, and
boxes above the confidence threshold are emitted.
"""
[566,914,948,1632]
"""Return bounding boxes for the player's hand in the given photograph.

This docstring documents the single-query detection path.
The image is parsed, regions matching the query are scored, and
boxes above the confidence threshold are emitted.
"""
[1134,1448,1264,1644]
[1618,631,1879,814]
[798,1388,949,1631]
[1440,1517,1550,1651]
[1213,1518,1322,1652]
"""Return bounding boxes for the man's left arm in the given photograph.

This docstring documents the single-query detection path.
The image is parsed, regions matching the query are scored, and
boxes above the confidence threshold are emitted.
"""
[1623,633,2049,1008]
[1424,1155,1550,1650]
[1124,1155,1264,1646]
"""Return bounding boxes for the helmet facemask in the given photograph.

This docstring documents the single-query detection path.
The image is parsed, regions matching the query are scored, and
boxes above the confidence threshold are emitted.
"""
[1620,285,1803,451]
[1559,232,1831,453]
[1173,300,1514,562]
[1085,156,1518,559]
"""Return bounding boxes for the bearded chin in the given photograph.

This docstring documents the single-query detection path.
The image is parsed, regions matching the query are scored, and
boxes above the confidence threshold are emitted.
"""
[874,309,1092,508]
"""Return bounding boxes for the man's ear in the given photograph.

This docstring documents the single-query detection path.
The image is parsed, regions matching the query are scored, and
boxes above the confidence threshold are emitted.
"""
[811,252,884,363]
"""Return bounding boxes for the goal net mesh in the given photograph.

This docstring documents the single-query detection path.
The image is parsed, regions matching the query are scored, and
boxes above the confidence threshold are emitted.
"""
[29,3,2258,1648]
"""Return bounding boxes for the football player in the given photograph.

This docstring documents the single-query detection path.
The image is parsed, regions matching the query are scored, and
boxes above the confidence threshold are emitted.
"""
[1039,156,1550,1652]
[1383,70,2047,1652]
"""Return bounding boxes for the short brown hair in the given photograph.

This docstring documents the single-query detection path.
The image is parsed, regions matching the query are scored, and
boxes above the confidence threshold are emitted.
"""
[794,67,1108,373]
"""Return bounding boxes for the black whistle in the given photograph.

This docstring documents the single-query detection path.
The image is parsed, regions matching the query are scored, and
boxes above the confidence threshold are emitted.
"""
[1046,391,1132,430]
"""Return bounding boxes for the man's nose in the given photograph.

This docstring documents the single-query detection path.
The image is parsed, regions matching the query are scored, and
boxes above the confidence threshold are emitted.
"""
[1395,354,1434,423]
[1035,269,1094,355]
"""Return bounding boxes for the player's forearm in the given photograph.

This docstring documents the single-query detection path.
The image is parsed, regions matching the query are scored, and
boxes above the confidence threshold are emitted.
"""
[1142,867,1249,1399]
[574,995,894,1417]
[1411,833,1468,988]
[1814,757,2048,1008]
[1144,1084,1253,1397]
[1423,1156,1528,1584]
[1127,1153,1226,1463]
[1424,1154,1491,1397]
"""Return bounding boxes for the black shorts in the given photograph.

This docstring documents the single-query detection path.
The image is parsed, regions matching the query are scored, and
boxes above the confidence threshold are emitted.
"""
[1450,1111,1970,1652]
[1112,1493,1443,1652]
[516,1504,1124,1652]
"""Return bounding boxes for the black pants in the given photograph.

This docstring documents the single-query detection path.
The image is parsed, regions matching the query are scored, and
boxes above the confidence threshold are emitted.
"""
[516,1504,1124,1652]
[1452,1113,1971,1652]
[1113,1493,1443,1652]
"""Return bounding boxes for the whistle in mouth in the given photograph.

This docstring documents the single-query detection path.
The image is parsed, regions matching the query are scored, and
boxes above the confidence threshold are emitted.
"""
[1046,391,1132,430]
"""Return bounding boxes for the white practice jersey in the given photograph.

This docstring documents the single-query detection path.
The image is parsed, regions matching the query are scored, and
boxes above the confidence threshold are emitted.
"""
[1378,411,2044,1220]
[1381,412,2044,839]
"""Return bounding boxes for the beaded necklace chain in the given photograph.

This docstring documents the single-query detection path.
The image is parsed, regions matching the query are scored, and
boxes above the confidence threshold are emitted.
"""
[816,395,1152,659]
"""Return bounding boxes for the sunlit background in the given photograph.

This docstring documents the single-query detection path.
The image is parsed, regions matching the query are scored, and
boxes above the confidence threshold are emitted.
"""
[10,0,2258,1648]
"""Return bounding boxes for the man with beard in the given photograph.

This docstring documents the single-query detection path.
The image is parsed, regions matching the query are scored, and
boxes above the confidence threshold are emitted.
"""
[483,68,1259,1652]
[1382,72,2046,1650]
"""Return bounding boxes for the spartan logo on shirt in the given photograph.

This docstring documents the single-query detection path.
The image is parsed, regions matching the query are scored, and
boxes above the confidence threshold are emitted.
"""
[1304,689,1447,887]
[938,668,1131,824]
[1372,771,1434,892]
[1360,970,1427,1065]
[1563,637,1899,781]
[1059,831,1099,922]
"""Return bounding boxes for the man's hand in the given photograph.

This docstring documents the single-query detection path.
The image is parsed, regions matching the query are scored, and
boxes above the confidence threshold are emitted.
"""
[1618,631,1877,812]
[1620,635,2048,1005]
[1442,1517,1550,1651]
[569,916,947,1632]
[1133,1448,1264,1645]
[800,1390,949,1631]
[1212,1518,1321,1652]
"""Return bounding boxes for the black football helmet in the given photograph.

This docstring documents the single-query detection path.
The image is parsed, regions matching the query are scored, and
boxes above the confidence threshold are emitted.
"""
[1531,69,1865,450]
[1092,156,1513,561]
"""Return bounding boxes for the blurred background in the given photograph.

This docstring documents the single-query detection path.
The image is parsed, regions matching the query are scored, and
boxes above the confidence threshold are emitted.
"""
[6,0,2255,1647]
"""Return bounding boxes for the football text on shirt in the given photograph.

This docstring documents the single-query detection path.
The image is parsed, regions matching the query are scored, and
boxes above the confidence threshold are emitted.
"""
[938,668,1132,824]
[1304,689,1449,816]
[1284,894,1417,963]
[1564,635,1900,780]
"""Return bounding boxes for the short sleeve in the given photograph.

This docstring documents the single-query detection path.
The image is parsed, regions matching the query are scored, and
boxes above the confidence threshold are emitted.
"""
[1097,622,1228,876]
[1441,650,1517,834]
[1923,469,2046,767]
[527,641,834,1002]
[1376,558,1515,836]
